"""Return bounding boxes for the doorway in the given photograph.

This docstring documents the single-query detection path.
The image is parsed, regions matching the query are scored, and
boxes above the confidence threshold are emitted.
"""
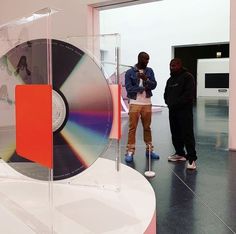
[174,43,229,100]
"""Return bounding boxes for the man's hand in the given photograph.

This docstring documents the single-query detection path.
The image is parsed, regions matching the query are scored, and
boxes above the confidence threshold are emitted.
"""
[139,72,147,81]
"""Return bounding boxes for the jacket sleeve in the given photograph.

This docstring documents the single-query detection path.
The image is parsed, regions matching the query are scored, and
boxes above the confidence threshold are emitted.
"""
[176,73,195,107]
[164,80,169,104]
[143,68,157,90]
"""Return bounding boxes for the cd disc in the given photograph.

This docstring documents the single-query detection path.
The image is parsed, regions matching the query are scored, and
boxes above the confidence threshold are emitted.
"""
[0,39,113,180]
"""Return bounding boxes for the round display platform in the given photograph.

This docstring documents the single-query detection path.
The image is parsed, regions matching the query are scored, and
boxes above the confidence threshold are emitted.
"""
[0,158,156,234]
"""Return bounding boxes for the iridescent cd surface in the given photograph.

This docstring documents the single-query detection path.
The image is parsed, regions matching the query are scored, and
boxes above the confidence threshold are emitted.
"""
[0,39,113,180]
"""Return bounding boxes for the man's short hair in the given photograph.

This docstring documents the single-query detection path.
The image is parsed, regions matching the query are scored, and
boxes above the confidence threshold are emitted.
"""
[138,52,148,59]
[170,58,183,66]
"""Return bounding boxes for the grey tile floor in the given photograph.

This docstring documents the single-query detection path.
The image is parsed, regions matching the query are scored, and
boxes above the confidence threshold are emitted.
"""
[106,97,236,234]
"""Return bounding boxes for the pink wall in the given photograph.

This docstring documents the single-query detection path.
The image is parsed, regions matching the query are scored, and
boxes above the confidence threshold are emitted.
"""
[229,0,236,150]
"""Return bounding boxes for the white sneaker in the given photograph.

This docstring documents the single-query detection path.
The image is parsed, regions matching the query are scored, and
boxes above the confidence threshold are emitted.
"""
[187,161,197,170]
[168,154,186,162]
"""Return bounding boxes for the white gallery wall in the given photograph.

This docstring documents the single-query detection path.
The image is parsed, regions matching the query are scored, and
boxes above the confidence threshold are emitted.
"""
[100,0,230,105]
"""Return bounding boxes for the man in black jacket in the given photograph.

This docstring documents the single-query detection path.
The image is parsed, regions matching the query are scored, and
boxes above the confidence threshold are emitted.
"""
[164,58,197,170]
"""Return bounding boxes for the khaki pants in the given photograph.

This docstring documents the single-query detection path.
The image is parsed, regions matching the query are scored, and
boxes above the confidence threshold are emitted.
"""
[126,104,153,153]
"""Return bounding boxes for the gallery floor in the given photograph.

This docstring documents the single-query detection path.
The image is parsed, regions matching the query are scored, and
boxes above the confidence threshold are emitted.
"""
[0,96,235,234]
[103,97,236,234]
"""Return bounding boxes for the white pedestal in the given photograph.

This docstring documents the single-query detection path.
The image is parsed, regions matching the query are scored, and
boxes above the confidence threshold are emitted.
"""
[0,158,156,234]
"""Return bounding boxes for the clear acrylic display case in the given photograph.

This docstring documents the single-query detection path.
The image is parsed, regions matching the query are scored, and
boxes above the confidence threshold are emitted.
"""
[0,8,121,234]
[0,8,57,234]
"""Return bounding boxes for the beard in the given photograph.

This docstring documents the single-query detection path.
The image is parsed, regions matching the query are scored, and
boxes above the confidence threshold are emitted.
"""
[138,62,147,69]
[170,69,182,76]
[170,71,177,76]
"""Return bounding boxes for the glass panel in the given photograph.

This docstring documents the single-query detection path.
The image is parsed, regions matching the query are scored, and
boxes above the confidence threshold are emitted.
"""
[51,34,121,182]
[49,34,122,232]
[49,36,111,180]
[0,8,57,233]
[1,23,121,232]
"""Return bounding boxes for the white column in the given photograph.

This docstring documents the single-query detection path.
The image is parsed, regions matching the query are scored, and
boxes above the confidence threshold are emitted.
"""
[229,0,236,150]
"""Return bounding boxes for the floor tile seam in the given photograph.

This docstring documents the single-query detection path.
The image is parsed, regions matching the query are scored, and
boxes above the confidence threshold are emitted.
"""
[171,169,236,234]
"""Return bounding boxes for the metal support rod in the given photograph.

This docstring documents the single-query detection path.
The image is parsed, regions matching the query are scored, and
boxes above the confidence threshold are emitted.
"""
[115,45,120,172]
[144,144,156,177]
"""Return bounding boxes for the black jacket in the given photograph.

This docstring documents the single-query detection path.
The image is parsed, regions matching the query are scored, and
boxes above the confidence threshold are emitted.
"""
[164,68,195,110]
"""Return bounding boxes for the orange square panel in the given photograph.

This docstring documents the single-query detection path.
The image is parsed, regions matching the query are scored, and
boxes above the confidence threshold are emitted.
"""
[15,85,52,168]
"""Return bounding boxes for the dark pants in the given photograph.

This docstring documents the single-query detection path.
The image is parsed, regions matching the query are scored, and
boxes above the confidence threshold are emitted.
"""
[169,107,197,162]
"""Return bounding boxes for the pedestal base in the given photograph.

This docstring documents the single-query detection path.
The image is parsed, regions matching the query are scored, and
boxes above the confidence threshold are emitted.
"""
[0,158,156,234]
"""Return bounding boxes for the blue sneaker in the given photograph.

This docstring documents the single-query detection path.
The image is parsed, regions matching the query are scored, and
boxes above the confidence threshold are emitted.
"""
[146,151,160,160]
[125,152,134,163]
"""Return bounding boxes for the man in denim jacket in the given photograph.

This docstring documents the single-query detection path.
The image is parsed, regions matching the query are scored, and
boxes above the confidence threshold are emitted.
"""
[124,51,159,163]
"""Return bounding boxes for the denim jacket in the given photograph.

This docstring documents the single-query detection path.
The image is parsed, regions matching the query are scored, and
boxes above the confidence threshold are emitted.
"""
[125,66,157,100]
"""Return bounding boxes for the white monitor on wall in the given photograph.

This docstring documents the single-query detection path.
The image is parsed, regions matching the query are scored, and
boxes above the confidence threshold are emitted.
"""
[197,58,229,98]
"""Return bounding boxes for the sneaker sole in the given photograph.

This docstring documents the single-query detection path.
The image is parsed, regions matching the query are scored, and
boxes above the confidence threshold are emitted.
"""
[125,157,133,163]
[168,158,186,162]
[187,166,197,170]
[146,155,160,160]
[125,160,133,163]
